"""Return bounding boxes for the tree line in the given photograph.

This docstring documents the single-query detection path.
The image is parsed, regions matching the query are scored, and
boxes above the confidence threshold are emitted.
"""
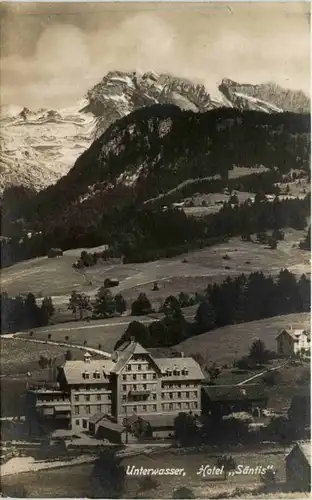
[1,292,55,333]
[114,270,310,349]
[1,187,310,268]
[1,268,309,338]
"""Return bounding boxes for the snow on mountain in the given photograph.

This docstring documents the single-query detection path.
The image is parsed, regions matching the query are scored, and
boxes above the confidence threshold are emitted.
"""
[86,70,224,138]
[0,103,98,193]
[219,78,310,114]
[1,72,309,193]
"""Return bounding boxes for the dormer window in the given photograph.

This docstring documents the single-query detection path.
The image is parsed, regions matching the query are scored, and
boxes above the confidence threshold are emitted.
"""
[82,372,90,379]
[93,371,100,379]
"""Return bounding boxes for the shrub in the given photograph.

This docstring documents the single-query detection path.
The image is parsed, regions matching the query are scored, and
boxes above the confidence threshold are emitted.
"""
[233,356,250,370]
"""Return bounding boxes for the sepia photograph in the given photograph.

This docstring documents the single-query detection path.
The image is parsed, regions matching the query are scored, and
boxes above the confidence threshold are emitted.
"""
[0,1,311,498]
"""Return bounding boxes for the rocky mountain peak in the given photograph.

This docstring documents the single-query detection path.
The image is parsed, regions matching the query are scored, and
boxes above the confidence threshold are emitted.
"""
[1,71,309,194]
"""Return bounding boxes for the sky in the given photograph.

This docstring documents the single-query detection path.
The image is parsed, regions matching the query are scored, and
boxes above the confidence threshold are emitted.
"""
[0,2,310,108]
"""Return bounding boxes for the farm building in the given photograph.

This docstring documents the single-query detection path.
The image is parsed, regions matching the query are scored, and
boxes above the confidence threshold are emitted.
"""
[89,413,137,443]
[144,414,176,439]
[276,328,311,358]
[94,419,128,444]
[286,441,311,492]
[201,384,268,417]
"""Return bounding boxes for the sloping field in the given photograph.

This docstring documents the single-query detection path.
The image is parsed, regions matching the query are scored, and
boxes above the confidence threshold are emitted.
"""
[0,338,88,376]
[16,315,157,352]
[1,230,309,306]
[0,339,92,417]
[175,313,310,365]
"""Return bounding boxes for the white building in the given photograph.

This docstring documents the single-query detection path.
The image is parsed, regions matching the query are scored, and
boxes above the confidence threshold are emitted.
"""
[276,328,311,358]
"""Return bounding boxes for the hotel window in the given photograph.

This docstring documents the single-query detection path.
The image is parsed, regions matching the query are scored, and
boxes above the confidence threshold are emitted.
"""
[177,402,181,409]
[96,404,101,412]
[186,392,189,398]
[122,375,127,380]
[85,395,90,402]
[123,395,126,401]
[85,406,90,414]
[74,395,79,402]
[193,391,197,398]
[153,405,157,411]
[75,420,80,426]
[133,406,137,412]
[153,373,157,379]
[127,365,132,371]
[143,384,147,390]
[177,393,181,399]
[161,404,164,410]
[122,385,126,391]
[133,385,137,390]
[74,406,79,415]
[143,373,147,380]
[152,394,156,400]
[133,374,137,380]
[161,393,165,399]
[169,403,173,410]
[142,405,147,411]
[108,394,111,400]
[169,393,173,399]
[96,394,101,401]
[185,402,190,410]
[138,364,142,371]
[194,402,198,409]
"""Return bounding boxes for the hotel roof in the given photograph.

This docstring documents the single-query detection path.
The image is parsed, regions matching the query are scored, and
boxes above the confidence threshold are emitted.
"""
[154,357,206,380]
[62,359,115,385]
[60,341,205,384]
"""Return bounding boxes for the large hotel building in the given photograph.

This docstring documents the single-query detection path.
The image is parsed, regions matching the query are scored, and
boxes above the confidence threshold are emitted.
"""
[25,340,205,438]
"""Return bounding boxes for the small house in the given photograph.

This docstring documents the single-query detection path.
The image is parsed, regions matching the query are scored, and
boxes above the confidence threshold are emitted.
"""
[286,441,311,492]
[276,329,310,358]
[146,414,177,439]
[96,419,128,444]
[88,412,107,435]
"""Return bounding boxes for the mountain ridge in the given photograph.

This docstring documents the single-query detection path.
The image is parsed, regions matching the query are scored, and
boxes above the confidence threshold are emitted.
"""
[1,72,310,194]
[9,105,308,236]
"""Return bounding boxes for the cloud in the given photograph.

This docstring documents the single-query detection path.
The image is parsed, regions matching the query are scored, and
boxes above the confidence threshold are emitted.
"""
[0,3,310,108]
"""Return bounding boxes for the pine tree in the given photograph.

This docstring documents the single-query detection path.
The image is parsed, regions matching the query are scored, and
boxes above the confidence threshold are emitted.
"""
[195,301,215,333]
[115,293,126,315]
[93,287,116,317]
[68,291,79,319]
[131,293,152,316]
[249,339,268,365]
[41,296,55,325]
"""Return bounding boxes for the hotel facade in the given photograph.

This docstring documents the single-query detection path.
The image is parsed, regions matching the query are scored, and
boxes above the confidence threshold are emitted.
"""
[25,341,205,435]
